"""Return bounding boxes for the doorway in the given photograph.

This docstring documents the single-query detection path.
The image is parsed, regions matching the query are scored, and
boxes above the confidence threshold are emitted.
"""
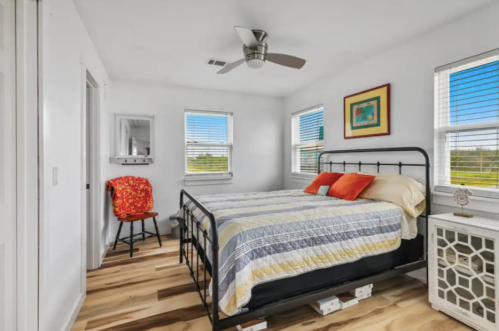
[84,70,101,271]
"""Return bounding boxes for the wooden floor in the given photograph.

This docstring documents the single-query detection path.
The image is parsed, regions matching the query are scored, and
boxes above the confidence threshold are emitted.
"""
[71,236,471,331]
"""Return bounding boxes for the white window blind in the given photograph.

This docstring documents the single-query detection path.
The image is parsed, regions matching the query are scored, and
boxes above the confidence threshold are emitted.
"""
[435,50,499,198]
[185,110,233,175]
[292,105,324,174]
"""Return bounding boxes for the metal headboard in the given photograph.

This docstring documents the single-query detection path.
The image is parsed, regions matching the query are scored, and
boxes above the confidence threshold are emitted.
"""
[317,147,431,218]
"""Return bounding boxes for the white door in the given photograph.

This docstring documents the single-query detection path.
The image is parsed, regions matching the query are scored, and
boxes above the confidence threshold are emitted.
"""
[0,0,16,329]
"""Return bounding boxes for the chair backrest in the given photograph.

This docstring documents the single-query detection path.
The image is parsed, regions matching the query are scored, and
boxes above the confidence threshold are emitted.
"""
[107,176,154,218]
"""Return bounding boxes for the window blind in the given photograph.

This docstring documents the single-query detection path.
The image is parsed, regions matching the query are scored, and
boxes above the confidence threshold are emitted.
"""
[292,106,324,174]
[435,50,499,198]
[185,111,232,174]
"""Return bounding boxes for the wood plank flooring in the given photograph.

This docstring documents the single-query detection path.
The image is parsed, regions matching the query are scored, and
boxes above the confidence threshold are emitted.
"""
[71,236,471,331]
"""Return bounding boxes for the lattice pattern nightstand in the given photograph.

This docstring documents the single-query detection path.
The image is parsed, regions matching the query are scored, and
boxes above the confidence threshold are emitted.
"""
[429,213,498,331]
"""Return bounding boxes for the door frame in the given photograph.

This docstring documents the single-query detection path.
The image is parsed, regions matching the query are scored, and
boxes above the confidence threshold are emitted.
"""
[81,66,102,271]
[16,0,39,330]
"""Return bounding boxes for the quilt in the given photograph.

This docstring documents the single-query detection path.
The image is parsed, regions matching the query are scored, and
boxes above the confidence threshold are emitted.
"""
[181,189,403,316]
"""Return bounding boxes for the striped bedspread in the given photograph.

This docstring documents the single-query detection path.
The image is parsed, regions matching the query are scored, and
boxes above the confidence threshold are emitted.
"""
[181,190,403,316]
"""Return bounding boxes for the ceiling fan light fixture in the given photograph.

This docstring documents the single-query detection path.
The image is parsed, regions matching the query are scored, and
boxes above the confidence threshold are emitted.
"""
[246,58,265,69]
[216,26,306,74]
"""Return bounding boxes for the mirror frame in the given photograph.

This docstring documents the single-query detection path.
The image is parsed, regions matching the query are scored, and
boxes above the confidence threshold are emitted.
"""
[113,114,155,164]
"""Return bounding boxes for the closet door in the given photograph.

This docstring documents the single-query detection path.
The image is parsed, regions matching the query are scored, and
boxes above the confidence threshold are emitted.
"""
[0,0,16,329]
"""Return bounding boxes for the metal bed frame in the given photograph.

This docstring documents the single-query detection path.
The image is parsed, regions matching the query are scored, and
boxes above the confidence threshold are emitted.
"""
[178,147,431,331]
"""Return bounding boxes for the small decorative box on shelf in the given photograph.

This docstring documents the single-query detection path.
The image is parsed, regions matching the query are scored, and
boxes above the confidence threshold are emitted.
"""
[429,213,499,331]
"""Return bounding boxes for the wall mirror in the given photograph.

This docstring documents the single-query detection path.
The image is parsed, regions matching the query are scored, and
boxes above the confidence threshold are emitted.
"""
[113,114,154,165]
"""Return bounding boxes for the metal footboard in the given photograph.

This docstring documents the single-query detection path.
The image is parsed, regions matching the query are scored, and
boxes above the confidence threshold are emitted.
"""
[179,189,219,329]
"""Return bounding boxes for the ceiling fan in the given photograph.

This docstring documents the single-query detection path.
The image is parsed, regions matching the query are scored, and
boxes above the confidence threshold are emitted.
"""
[217,26,306,74]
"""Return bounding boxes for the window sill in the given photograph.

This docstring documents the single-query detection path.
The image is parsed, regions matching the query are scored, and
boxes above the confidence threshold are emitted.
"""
[291,173,316,184]
[432,191,499,215]
[184,173,233,186]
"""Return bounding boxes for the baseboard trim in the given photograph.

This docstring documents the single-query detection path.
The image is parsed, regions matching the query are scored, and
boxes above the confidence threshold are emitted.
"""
[62,292,85,331]
[100,243,110,266]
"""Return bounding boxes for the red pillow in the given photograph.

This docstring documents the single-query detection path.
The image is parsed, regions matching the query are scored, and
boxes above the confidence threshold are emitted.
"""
[304,173,344,195]
[328,173,375,201]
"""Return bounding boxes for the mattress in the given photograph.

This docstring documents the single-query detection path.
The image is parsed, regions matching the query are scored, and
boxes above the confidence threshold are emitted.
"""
[246,234,424,309]
[190,233,424,310]
[181,189,407,316]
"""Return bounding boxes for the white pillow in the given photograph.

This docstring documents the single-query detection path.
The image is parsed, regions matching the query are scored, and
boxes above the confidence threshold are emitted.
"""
[358,173,426,218]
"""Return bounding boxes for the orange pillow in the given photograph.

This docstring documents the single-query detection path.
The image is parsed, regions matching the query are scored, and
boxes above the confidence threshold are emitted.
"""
[328,173,375,201]
[304,173,344,194]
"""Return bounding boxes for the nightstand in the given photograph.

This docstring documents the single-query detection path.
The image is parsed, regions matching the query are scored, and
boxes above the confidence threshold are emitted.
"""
[429,213,499,331]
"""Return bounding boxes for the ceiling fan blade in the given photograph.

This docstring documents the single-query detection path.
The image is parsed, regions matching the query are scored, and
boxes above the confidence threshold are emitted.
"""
[217,58,245,74]
[234,26,258,48]
[266,53,306,69]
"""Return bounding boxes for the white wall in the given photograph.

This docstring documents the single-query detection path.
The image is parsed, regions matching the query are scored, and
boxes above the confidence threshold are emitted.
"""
[40,0,109,330]
[104,81,284,240]
[282,2,499,219]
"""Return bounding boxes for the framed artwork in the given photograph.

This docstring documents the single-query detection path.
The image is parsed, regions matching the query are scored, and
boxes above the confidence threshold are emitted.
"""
[344,83,390,139]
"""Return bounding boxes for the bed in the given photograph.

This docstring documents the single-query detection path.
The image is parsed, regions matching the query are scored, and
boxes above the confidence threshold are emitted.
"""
[178,147,430,331]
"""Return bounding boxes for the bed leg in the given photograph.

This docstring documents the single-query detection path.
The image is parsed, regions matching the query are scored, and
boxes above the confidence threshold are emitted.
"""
[211,212,219,331]
[180,204,186,264]
[179,193,185,264]
[179,224,184,264]
[212,242,219,331]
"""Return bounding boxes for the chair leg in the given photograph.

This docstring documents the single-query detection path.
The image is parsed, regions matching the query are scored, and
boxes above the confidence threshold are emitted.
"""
[130,222,134,258]
[113,221,123,250]
[141,220,146,241]
[153,217,162,247]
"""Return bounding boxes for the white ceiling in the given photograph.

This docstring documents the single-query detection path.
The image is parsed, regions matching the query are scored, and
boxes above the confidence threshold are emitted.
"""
[74,0,495,97]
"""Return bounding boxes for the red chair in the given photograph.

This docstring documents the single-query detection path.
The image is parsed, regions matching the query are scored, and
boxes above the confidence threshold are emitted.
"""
[113,212,162,257]
[107,176,162,257]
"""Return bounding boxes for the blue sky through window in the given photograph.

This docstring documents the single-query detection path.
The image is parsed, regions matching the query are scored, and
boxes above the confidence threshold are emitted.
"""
[186,113,230,172]
[448,60,499,188]
[299,110,324,143]
[450,60,499,126]
[449,60,499,151]
[297,109,323,173]
[186,113,228,144]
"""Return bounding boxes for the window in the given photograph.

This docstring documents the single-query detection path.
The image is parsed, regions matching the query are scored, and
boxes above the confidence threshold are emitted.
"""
[435,50,499,198]
[185,110,233,178]
[292,105,324,175]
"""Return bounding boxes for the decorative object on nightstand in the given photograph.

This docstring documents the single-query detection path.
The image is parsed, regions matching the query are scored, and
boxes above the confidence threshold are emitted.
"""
[453,186,473,218]
[429,213,497,331]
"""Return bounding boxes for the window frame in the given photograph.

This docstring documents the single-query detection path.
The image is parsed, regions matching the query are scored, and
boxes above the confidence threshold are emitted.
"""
[434,49,499,199]
[184,109,233,182]
[291,105,324,178]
